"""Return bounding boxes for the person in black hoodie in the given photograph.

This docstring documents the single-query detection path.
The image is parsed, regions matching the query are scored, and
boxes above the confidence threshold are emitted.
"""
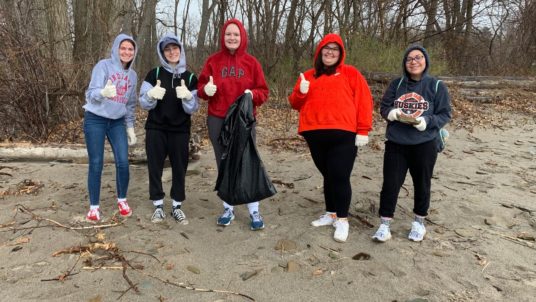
[372,45,451,242]
[139,34,199,224]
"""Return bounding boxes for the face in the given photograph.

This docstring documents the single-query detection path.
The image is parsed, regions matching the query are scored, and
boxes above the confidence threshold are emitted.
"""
[405,50,426,80]
[119,40,135,64]
[224,23,241,53]
[321,43,340,67]
[163,44,181,64]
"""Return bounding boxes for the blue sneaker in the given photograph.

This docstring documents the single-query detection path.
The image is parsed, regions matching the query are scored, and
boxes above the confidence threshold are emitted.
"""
[217,208,235,226]
[250,211,265,231]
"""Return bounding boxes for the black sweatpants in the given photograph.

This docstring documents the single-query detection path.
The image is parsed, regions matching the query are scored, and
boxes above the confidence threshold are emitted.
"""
[379,139,438,218]
[145,129,190,201]
[302,130,357,218]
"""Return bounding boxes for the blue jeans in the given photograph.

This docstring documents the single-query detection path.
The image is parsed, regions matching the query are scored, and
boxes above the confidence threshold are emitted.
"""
[83,111,129,206]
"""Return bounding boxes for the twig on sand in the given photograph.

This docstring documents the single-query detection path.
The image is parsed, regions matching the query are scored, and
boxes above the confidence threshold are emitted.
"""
[472,226,536,250]
[14,204,123,230]
[141,272,256,301]
[348,212,374,228]
[41,255,81,282]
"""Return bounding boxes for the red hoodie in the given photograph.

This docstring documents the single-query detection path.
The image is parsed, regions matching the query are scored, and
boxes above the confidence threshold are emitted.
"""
[288,33,373,135]
[197,19,269,118]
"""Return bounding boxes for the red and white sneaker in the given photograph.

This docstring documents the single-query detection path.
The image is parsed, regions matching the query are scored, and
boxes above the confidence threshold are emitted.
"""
[117,200,132,217]
[86,208,101,223]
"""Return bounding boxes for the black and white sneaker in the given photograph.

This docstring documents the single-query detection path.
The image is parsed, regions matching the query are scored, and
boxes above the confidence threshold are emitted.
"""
[151,206,165,223]
[171,207,188,225]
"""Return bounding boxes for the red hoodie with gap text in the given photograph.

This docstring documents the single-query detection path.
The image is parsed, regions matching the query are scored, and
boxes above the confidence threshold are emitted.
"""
[288,33,373,135]
[197,19,269,118]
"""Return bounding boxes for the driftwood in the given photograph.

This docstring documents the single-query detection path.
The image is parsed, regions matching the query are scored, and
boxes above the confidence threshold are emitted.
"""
[365,72,536,102]
[0,143,147,163]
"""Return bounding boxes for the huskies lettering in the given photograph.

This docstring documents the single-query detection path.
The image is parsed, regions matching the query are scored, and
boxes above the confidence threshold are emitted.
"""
[395,101,429,110]
[221,67,245,78]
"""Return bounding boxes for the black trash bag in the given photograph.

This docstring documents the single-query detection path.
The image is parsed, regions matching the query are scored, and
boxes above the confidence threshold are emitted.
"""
[215,93,277,205]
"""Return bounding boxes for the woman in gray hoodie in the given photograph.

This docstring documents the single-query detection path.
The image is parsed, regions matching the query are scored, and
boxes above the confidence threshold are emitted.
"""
[83,33,138,223]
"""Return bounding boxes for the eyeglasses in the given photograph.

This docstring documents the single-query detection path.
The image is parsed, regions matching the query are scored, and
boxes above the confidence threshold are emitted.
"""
[406,55,424,63]
[323,46,340,53]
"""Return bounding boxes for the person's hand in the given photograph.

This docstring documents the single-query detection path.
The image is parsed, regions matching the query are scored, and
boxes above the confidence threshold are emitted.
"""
[387,108,401,121]
[126,127,137,146]
[204,76,217,97]
[299,73,310,94]
[147,80,166,100]
[414,117,427,131]
[176,79,193,100]
[355,135,369,147]
[244,89,252,96]
[100,80,117,98]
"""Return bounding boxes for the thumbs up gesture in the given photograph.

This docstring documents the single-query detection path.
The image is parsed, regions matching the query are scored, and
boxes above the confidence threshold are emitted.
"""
[176,79,193,100]
[100,80,117,98]
[299,73,310,94]
[147,80,166,100]
[204,76,217,97]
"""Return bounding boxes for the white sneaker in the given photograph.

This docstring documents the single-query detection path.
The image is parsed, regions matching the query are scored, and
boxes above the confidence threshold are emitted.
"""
[311,213,336,227]
[372,223,392,242]
[408,221,426,241]
[333,219,349,242]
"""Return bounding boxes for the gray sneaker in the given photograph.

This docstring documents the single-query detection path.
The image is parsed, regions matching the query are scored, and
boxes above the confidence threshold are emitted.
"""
[151,206,165,223]
[171,207,188,225]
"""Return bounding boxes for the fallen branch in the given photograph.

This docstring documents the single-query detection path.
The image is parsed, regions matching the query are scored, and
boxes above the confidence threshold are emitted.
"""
[141,272,255,301]
[472,226,536,250]
[41,255,81,282]
[16,204,123,230]
[500,203,535,213]
[348,212,374,228]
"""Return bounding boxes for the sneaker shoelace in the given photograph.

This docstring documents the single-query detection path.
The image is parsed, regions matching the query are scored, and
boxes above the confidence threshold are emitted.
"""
[251,212,262,222]
[172,208,185,221]
[223,208,233,218]
[152,208,164,219]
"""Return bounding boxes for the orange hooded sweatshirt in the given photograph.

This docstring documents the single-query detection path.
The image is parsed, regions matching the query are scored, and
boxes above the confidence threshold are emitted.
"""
[197,19,269,118]
[288,33,373,135]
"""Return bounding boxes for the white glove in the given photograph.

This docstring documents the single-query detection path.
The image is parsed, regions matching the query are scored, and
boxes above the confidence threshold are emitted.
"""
[147,80,166,100]
[414,117,427,131]
[126,127,137,146]
[299,73,310,94]
[204,76,217,97]
[244,89,252,96]
[176,79,193,100]
[100,80,117,98]
[355,135,369,147]
[387,108,401,121]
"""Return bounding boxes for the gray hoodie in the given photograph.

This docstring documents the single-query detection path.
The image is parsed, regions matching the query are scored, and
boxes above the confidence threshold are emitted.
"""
[139,34,198,114]
[84,34,138,128]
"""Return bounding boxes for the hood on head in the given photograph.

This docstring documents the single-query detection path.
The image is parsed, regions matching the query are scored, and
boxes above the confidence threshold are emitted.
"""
[219,19,248,55]
[157,34,186,74]
[111,33,137,70]
[402,44,429,78]
[313,33,345,67]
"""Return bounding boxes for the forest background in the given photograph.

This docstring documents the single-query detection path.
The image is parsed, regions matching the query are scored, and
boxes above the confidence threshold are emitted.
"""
[0,0,534,143]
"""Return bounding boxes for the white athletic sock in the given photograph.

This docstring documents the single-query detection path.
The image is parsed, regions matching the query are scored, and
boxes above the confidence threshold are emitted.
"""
[172,200,182,208]
[247,201,259,215]
[153,199,164,207]
[222,201,234,211]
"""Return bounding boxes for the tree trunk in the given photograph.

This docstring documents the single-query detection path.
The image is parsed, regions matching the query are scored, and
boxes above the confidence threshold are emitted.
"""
[137,0,158,78]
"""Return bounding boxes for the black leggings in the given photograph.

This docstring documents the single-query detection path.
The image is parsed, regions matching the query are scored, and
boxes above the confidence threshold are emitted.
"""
[302,130,357,218]
[379,140,438,218]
